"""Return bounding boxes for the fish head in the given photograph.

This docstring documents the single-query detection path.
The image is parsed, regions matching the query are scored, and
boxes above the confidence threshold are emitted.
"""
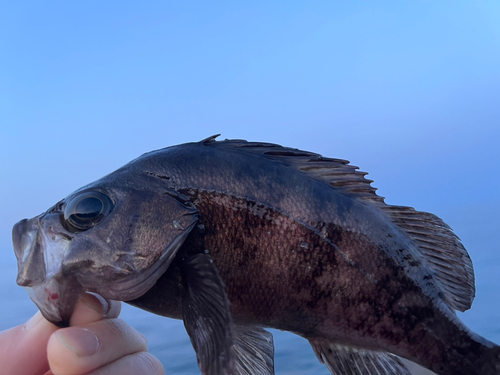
[12,179,198,327]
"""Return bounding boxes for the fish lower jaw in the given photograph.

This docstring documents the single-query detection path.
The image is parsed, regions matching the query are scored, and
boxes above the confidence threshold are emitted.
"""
[25,276,84,327]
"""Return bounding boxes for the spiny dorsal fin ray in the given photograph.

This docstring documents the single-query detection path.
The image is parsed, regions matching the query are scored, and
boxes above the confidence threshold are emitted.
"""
[199,134,221,144]
[309,338,412,375]
[205,139,475,312]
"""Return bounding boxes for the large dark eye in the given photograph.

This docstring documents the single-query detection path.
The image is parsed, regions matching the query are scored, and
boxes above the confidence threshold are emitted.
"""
[64,191,113,232]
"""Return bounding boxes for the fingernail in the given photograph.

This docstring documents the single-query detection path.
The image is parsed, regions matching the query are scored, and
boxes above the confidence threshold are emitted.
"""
[24,311,43,331]
[57,328,100,357]
[80,292,109,315]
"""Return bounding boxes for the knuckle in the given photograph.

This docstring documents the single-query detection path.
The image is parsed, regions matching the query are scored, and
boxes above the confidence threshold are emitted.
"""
[100,319,147,350]
[103,318,129,337]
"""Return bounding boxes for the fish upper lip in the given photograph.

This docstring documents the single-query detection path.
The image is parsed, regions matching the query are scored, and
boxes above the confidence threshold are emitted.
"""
[12,219,24,259]
[12,218,36,259]
[13,217,46,287]
[13,213,73,287]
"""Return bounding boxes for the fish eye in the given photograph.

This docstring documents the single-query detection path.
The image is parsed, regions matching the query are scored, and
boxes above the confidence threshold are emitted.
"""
[63,191,113,232]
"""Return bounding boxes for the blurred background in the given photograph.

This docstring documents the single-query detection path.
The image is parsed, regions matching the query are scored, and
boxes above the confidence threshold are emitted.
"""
[1,1,499,374]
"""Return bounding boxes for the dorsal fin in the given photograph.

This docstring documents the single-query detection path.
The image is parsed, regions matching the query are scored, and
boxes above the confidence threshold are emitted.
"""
[199,134,221,144]
[205,139,476,311]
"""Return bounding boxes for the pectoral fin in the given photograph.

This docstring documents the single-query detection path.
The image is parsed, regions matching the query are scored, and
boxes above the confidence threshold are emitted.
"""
[181,253,235,375]
[233,325,275,375]
[309,338,411,375]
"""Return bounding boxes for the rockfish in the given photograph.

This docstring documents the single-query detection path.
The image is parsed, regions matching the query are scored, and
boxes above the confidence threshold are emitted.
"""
[12,136,500,375]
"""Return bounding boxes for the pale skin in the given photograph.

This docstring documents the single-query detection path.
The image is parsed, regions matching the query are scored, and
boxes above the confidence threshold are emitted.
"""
[0,293,165,375]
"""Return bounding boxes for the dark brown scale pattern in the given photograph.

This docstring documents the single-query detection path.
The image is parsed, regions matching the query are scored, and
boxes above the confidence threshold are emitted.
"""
[185,189,499,375]
[191,191,421,343]
[130,183,497,374]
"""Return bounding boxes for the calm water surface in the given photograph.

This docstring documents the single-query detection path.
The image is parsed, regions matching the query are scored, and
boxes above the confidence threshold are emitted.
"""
[1,204,498,374]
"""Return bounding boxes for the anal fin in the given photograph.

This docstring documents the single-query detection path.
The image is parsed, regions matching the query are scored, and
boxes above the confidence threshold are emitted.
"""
[233,325,275,375]
[309,338,411,375]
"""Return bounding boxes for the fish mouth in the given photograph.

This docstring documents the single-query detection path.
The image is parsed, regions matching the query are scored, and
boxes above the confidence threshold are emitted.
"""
[13,215,84,326]
[25,277,83,327]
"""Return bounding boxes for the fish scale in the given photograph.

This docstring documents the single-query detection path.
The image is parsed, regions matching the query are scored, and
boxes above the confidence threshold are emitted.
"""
[12,136,500,375]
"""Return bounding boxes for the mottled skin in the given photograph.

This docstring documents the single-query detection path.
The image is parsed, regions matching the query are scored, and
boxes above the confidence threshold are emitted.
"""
[13,139,500,375]
[126,141,499,375]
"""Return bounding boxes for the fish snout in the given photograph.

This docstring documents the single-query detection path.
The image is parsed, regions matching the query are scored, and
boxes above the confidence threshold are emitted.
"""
[12,217,46,287]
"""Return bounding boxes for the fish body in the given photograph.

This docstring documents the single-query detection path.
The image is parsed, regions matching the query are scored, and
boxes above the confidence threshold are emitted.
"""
[12,136,500,375]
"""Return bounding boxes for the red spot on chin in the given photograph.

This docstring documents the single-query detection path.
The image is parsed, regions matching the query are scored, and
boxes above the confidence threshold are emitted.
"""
[49,292,59,300]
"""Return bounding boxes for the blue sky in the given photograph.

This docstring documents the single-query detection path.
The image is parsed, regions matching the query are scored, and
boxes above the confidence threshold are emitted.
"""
[1,0,500,357]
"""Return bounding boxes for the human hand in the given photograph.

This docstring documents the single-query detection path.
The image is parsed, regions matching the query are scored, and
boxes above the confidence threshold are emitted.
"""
[0,293,165,375]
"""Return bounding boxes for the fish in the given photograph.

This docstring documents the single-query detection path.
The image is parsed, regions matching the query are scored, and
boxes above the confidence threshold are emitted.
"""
[11,135,500,375]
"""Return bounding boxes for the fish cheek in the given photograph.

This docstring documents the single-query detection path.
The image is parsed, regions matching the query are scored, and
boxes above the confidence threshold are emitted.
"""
[63,189,198,299]
[121,191,199,270]
[62,233,121,288]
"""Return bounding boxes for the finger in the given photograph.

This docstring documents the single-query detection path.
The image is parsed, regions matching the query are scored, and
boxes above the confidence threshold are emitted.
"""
[0,312,58,375]
[47,318,148,375]
[83,352,165,375]
[69,293,121,326]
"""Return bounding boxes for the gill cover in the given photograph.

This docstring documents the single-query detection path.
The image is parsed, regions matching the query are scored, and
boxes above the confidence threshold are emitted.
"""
[12,186,198,326]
